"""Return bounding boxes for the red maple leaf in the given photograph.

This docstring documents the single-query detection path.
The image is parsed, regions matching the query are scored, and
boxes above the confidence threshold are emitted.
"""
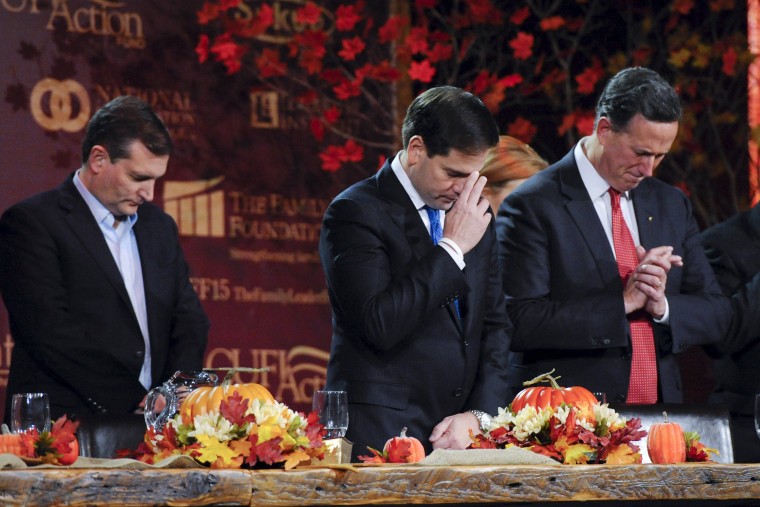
[363,61,401,82]
[254,48,287,78]
[338,36,366,61]
[219,390,255,426]
[406,27,429,54]
[197,2,220,25]
[296,90,318,105]
[319,145,344,172]
[510,6,530,25]
[320,69,345,84]
[468,70,493,95]
[342,140,364,162]
[673,0,695,14]
[722,46,737,76]
[295,1,321,25]
[323,106,341,124]
[336,3,362,31]
[333,78,362,100]
[310,118,325,141]
[509,32,534,60]
[195,35,210,63]
[575,57,604,94]
[385,438,412,463]
[409,59,436,83]
[507,116,538,144]
[467,0,502,24]
[358,446,387,463]
[428,42,453,63]
[540,16,565,31]
[415,0,436,8]
[255,436,285,465]
[498,74,523,88]
[379,15,407,43]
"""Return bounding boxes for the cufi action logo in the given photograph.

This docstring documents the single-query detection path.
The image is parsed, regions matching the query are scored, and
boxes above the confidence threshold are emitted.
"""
[30,78,90,132]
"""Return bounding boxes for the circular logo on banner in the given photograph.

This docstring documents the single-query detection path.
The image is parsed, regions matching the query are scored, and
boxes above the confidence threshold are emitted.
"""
[30,79,90,132]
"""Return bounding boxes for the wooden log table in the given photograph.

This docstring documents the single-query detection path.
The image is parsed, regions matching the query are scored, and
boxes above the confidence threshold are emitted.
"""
[2,463,760,506]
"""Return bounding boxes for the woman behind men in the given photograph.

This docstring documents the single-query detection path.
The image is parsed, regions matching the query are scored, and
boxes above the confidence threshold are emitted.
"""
[481,135,548,212]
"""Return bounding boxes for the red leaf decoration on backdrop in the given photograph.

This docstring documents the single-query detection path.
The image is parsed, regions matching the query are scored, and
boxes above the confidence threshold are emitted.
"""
[338,37,366,61]
[343,140,364,162]
[333,78,363,100]
[310,118,325,141]
[319,145,343,172]
[540,16,565,31]
[673,0,695,15]
[510,6,530,25]
[378,15,407,43]
[507,116,538,144]
[406,27,430,54]
[509,32,534,60]
[255,48,287,78]
[323,106,341,124]
[197,2,220,25]
[336,3,362,31]
[195,35,210,63]
[575,57,604,94]
[467,0,502,24]
[428,42,453,63]
[295,1,321,25]
[722,47,737,76]
[409,60,436,83]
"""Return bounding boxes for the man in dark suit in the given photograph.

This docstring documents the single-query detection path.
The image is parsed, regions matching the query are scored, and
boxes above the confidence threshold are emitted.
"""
[0,96,209,421]
[320,86,512,459]
[701,204,760,462]
[497,68,730,404]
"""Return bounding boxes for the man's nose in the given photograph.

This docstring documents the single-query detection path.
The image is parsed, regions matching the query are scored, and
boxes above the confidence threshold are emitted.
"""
[138,181,155,202]
[641,156,656,177]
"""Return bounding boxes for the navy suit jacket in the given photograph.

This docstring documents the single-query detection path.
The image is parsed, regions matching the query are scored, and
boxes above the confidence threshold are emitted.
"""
[320,160,512,458]
[496,149,730,404]
[0,175,209,420]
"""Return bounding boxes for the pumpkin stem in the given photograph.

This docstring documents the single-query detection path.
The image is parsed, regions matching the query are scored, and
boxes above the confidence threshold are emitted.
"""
[203,367,270,388]
[522,368,562,389]
[663,411,669,423]
[400,427,408,438]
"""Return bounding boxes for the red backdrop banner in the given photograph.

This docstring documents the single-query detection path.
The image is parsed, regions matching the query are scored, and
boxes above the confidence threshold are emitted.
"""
[0,0,390,417]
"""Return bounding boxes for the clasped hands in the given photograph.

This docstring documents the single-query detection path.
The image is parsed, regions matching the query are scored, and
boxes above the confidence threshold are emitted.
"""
[623,245,682,319]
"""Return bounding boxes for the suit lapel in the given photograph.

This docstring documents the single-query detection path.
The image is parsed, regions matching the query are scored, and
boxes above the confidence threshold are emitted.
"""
[58,176,136,314]
[376,161,463,332]
[630,180,660,247]
[558,153,619,283]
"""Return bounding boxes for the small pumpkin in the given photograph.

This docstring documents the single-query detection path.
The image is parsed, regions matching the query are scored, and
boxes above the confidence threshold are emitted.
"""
[511,369,598,421]
[0,434,28,456]
[647,411,686,464]
[179,370,275,422]
[383,427,426,463]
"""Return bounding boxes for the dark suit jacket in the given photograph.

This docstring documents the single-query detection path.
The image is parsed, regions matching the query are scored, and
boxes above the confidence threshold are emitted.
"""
[320,160,512,458]
[496,149,730,404]
[701,205,760,415]
[0,175,209,420]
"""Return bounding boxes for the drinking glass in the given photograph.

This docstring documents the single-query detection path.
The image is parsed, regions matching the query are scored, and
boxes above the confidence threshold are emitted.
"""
[11,392,51,433]
[312,390,348,439]
[593,392,607,405]
[754,394,760,440]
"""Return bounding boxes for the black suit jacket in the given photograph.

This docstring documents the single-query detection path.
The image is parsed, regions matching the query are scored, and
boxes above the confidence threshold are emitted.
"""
[701,205,760,415]
[0,175,209,420]
[496,149,730,404]
[320,160,512,458]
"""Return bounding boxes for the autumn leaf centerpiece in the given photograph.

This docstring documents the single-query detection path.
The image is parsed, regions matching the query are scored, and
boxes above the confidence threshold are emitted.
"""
[469,370,647,464]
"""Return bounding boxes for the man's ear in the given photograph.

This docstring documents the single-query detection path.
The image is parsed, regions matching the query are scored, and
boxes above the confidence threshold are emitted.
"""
[87,145,109,173]
[596,117,613,145]
[406,135,425,166]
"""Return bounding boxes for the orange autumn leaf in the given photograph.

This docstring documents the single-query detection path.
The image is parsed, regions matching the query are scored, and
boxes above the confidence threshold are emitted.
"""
[540,16,565,31]
[604,444,641,464]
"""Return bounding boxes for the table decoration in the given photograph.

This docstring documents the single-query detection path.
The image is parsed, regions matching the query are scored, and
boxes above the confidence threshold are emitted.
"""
[359,427,426,464]
[0,415,79,465]
[132,390,326,469]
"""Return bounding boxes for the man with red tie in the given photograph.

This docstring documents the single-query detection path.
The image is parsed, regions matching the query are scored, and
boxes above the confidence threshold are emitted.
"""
[496,67,730,404]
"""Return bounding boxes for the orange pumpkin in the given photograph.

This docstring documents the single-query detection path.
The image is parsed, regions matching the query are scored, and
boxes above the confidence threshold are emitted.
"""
[511,369,598,421]
[647,412,686,464]
[179,371,275,421]
[384,427,425,463]
[0,434,27,456]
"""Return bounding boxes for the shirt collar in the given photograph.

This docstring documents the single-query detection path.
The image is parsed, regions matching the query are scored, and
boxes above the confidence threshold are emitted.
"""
[73,169,138,229]
[574,139,629,200]
[391,152,426,210]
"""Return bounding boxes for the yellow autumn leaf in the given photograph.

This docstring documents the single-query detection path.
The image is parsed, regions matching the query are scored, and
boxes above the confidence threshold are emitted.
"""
[194,434,241,466]
[258,420,286,443]
[604,444,641,465]
[669,48,691,68]
[283,448,311,470]
[229,438,252,457]
[563,444,594,464]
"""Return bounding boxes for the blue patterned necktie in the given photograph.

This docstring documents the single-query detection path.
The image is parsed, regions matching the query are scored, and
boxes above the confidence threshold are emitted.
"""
[424,205,460,318]
[424,206,443,245]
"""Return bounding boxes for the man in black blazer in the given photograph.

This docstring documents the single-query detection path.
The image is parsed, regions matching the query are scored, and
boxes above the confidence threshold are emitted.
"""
[497,68,730,404]
[701,204,760,462]
[320,86,512,459]
[0,96,209,421]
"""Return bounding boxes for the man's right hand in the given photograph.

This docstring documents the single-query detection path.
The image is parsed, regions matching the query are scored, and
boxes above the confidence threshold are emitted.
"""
[441,171,491,254]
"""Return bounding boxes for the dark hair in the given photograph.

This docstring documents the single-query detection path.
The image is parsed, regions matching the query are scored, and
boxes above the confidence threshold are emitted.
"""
[401,86,499,157]
[594,67,682,131]
[81,95,173,164]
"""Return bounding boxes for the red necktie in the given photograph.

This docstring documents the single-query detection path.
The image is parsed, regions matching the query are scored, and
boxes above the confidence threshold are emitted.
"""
[608,188,658,404]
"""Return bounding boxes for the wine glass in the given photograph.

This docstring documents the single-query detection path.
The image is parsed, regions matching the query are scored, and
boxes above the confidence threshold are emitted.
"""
[312,390,349,439]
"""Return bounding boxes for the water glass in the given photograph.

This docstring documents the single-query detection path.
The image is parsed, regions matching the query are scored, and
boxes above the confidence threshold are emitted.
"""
[754,394,760,440]
[593,392,607,404]
[11,392,51,433]
[312,390,348,439]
